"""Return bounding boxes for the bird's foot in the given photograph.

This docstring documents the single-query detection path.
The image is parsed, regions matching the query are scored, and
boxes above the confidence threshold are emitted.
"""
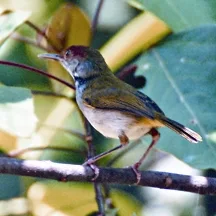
[83,159,99,181]
[131,162,142,185]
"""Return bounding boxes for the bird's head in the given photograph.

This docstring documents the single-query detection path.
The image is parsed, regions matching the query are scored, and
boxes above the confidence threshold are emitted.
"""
[38,45,109,81]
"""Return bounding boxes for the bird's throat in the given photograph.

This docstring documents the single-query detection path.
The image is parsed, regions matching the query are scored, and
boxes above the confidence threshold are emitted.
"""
[75,74,100,91]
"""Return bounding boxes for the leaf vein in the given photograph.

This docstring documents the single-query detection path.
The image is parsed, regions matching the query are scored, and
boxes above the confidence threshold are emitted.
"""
[151,48,216,156]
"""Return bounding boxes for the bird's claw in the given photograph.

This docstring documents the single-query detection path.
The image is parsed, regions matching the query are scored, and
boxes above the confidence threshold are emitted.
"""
[83,159,99,181]
[131,163,142,185]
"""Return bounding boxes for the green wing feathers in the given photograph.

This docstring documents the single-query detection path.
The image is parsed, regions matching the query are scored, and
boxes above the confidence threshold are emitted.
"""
[83,88,156,119]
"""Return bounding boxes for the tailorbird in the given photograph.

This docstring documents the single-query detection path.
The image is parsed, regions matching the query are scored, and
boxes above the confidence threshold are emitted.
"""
[38,46,202,183]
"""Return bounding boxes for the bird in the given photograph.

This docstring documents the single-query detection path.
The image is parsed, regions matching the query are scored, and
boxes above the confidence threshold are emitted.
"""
[38,46,202,183]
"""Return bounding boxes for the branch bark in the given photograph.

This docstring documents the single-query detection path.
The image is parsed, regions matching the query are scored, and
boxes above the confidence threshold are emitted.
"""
[0,156,215,195]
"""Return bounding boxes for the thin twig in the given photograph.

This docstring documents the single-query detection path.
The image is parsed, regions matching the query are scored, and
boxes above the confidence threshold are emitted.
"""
[83,118,105,214]
[8,146,86,158]
[11,33,49,51]
[103,184,115,212]
[84,119,95,159]
[94,183,105,215]
[39,123,85,140]
[25,21,46,37]
[25,20,60,52]
[0,157,215,195]
[31,90,73,100]
[91,0,105,39]
[0,60,75,90]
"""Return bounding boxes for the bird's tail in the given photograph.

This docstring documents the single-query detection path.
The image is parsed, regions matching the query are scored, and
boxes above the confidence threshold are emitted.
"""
[158,116,202,143]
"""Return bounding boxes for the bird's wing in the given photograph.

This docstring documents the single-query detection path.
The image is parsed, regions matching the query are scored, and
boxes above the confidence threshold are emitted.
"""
[135,91,164,115]
[82,88,163,119]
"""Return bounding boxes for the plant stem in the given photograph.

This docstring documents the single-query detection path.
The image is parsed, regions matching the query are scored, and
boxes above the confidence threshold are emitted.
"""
[39,124,85,140]
[8,146,86,158]
[11,33,49,51]
[91,0,105,39]
[94,183,105,215]
[83,118,105,214]
[83,115,105,214]
[31,90,73,100]
[0,60,75,90]
[84,119,95,158]
[25,21,60,52]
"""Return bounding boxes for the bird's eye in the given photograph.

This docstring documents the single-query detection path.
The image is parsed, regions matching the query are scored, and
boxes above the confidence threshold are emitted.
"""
[65,49,72,58]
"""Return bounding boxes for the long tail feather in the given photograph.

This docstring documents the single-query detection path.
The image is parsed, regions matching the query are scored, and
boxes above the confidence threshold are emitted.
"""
[158,116,202,143]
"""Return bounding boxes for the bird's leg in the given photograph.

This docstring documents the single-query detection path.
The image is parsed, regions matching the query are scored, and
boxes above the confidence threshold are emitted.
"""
[132,128,160,184]
[83,133,129,166]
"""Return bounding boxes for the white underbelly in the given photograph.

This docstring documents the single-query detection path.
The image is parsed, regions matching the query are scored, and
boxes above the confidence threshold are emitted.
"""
[80,105,151,140]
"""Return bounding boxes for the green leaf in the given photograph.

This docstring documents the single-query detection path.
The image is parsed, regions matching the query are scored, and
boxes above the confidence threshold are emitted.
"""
[0,86,37,137]
[0,10,31,44]
[128,0,216,32]
[135,25,216,169]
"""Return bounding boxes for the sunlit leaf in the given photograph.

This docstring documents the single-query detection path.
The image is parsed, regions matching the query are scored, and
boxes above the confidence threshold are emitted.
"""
[28,182,142,216]
[0,9,31,44]
[0,130,17,152]
[100,12,170,72]
[0,197,29,215]
[45,3,91,93]
[135,25,216,169]
[0,86,37,137]
[128,0,216,32]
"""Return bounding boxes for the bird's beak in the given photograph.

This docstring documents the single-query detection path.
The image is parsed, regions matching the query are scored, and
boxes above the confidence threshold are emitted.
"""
[38,53,62,61]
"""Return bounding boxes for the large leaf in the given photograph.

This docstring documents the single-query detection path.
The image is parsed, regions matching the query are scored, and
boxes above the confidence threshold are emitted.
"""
[0,9,31,44]
[128,0,216,32]
[135,25,216,169]
[0,86,37,137]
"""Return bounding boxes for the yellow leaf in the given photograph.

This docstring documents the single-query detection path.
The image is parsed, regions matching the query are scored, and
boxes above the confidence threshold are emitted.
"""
[100,11,171,71]
[46,3,91,51]
[46,3,91,93]
[0,130,17,152]
[28,182,142,216]
[28,182,97,216]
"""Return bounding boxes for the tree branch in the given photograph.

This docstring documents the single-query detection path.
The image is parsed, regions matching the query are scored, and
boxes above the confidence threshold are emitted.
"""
[0,157,215,195]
